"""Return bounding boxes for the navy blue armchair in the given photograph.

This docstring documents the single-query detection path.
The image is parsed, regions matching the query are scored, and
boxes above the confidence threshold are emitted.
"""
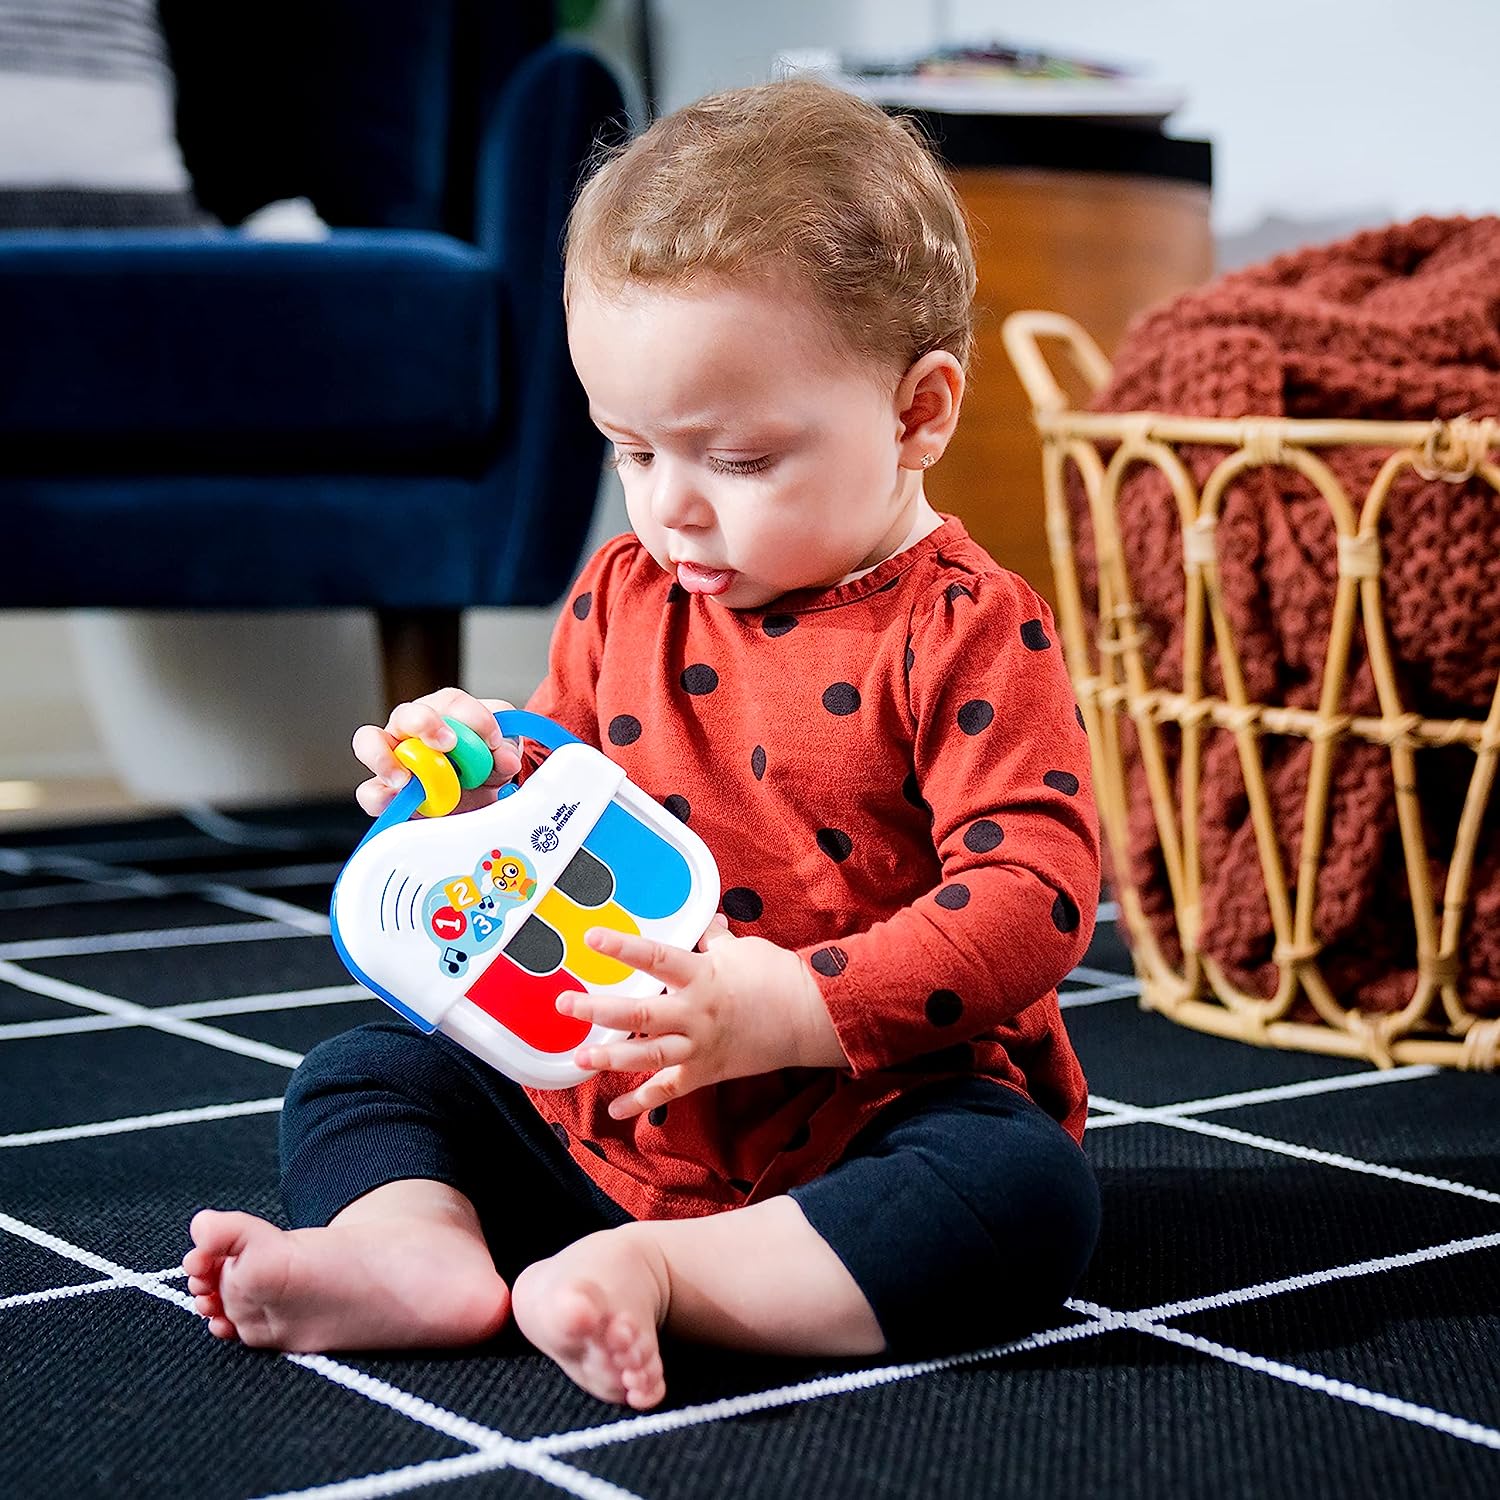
[1,1,626,701]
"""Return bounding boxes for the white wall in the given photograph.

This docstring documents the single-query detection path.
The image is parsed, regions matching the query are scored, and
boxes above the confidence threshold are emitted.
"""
[658,0,1500,239]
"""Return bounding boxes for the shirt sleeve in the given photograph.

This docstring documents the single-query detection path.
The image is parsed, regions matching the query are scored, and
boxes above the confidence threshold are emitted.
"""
[799,572,1100,1076]
[519,532,643,771]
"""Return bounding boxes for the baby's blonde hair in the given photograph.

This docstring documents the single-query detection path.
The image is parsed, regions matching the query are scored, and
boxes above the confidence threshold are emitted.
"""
[564,79,977,373]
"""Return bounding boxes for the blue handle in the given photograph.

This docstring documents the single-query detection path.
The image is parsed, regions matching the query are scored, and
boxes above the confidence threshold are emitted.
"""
[356,710,582,850]
[494,709,582,751]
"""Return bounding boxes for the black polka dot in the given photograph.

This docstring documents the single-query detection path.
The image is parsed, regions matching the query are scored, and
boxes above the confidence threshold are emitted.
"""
[729,1178,754,1194]
[946,582,973,605]
[647,1105,668,1126]
[722,887,764,922]
[902,769,928,811]
[1044,769,1080,796]
[822,682,861,715]
[1076,704,1086,731]
[571,591,592,620]
[1052,891,1081,933]
[663,794,691,822]
[680,663,719,695]
[751,745,767,780]
[876,576,900,593]
[667,582,688,603]
[550,1121,569,1146]
[964,819,1005,853]
[608,714,641,746]
[905,643,915,675]
[582,1140,607,1160]
[816,828,853,862]
[783,1123,811,1152]
[762,613,798,637]
[1021,618,1051,651]
[957,699,994,735]
[934,883,970,910]
[925,989,964,1026]
[810,946,848,977]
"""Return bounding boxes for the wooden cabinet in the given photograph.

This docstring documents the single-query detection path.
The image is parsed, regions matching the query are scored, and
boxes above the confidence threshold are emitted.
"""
[914,120,1215,604]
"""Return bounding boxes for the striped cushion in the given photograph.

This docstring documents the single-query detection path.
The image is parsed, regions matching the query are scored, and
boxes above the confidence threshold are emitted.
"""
[0,0,205,228]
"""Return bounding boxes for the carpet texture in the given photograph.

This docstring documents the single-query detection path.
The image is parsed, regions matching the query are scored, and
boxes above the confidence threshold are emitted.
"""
[1,803,1496,1498]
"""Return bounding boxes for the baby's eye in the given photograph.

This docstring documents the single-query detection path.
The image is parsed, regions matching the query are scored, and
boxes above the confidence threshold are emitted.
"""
[706,454,775,476]
[605,448,653,470]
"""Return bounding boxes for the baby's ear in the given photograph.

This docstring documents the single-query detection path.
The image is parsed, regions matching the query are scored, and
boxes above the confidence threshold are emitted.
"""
[896,351,965,470]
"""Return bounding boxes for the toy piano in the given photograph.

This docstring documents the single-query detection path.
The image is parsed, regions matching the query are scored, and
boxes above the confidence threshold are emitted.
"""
[329,710,720,1088]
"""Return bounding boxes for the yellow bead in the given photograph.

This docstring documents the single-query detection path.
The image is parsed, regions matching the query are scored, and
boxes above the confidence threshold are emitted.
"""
[393,738,461,818]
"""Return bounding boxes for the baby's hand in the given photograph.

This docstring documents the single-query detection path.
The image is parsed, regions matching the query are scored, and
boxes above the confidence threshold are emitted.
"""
[351,687,522,817]
[562,917,847,1119]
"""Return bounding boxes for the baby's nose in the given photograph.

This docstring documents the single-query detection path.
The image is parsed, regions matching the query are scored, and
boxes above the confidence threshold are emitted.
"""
[651,464,712,530]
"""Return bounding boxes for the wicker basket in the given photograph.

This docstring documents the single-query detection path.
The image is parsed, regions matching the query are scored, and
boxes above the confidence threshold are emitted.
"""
[1003,310,1500,1071]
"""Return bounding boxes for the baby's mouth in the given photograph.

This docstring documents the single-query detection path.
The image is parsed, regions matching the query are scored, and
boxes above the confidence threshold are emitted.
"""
[675,561,734,595]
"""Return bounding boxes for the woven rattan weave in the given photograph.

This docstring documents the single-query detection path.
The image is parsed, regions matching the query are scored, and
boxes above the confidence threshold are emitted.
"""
[1004,311,1500,1071]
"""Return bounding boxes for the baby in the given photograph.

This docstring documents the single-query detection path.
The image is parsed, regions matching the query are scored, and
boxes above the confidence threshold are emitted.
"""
[184,78,1102,1411]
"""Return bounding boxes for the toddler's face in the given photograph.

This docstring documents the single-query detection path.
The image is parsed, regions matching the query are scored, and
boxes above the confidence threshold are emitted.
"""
[568,278,921,610]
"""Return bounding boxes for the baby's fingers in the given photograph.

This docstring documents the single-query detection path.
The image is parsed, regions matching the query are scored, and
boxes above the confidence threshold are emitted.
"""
[355,775,400,817]
[575,1031,692,1078]
[604,1065,692,1121]
[585,928,701,988]
[384,699,459,751]
[351,722,409,785]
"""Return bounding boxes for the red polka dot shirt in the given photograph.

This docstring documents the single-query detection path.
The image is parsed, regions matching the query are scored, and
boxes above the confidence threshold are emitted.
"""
[521,517,1099,1221]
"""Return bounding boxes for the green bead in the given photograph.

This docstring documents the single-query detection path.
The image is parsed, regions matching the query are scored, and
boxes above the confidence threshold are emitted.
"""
[442,716,495,790]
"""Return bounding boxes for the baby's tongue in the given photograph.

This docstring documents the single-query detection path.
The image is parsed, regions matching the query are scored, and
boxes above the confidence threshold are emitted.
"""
[677,562,733,595]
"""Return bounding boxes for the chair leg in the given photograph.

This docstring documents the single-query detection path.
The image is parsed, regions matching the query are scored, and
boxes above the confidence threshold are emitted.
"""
[376,608,463,708]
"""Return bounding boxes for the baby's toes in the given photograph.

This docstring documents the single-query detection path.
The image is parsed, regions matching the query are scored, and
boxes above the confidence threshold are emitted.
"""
[194,1291,224,1319]
[206,1314,239,1341]
[181,1246,219,1280]
[187,1273,216,1297]
[620,1356,665,1410]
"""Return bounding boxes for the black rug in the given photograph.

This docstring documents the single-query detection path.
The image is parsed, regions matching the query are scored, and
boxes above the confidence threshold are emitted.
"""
[2,804,1497,1499]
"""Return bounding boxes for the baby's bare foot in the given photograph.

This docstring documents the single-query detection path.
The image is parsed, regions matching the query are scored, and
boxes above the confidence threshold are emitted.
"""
[511,1227,669,1409]
[182,1207,509,1353]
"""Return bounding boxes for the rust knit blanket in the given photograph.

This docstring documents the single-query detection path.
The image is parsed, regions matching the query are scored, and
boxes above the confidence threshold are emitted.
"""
[1078,215,1500,1015]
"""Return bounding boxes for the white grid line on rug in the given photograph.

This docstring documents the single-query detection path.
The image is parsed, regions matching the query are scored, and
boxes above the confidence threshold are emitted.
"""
[0,1205,641,1500]
[0,920,317,962]
[1063,964,1141,990]
[1084,1066,1441,1126]
[6,1202,1495,1467]
[244,1224,1500,1500]
[0,1096,284,1148]
[3,1087,1497,1491]
[0,843,333,932]
[5,834,1495,1491]
[0,958,305,1068]
[1058,979,1143,1008]
[0,860,344,912]
[0,984,1482,1218]
[0,1263,184,1312]
[1090,1093,1500,1207]
[0,983,370,1043]
[0,828,330,867]
[250,1321,1119,1500]
[6,1120,1499,1479]
[1071,1295,1500,1451]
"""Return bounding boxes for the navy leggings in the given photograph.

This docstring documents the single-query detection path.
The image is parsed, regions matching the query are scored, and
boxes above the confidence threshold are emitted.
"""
[280,1021,1100,1354]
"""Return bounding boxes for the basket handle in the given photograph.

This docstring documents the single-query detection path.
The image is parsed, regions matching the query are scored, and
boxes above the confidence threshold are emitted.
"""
[1002,311,1113,415]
